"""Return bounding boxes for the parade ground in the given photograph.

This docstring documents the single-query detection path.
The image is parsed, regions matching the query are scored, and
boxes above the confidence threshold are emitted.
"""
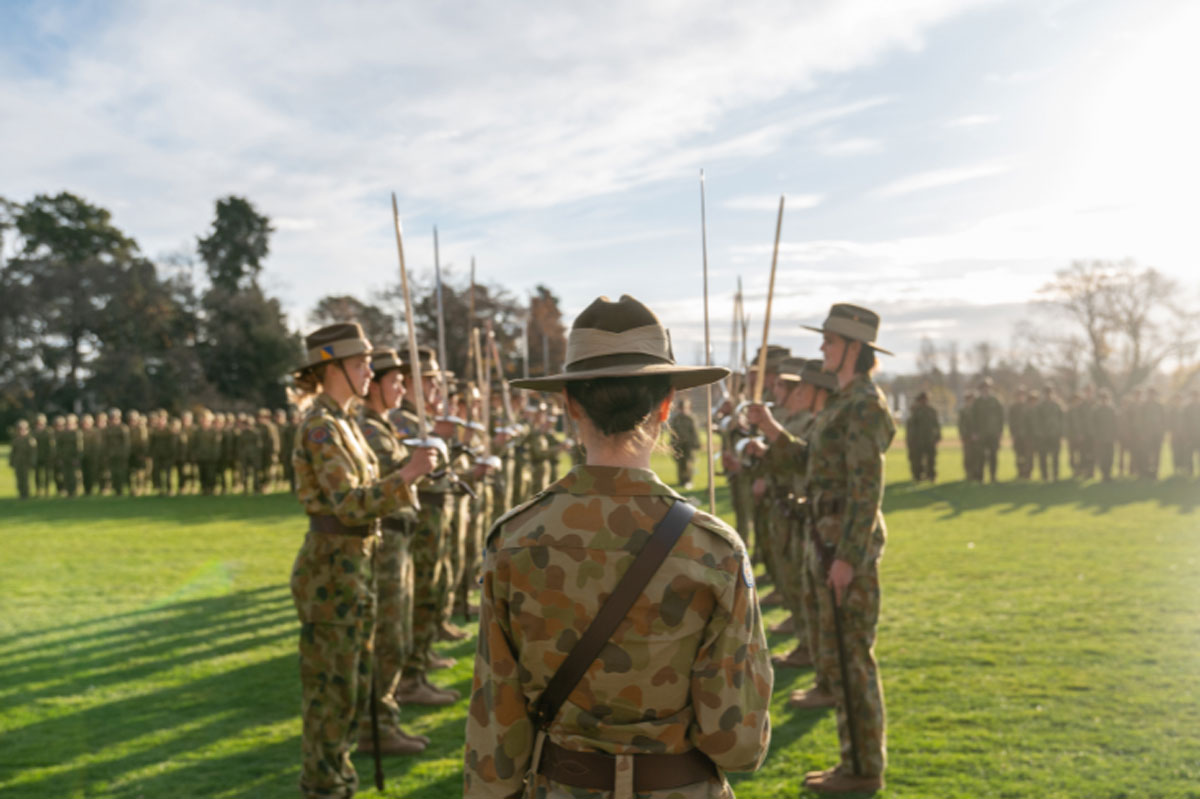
[1,435,1197,799]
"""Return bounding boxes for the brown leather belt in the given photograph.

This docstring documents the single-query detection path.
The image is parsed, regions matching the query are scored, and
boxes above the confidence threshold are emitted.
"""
[308,514,376,537]
[539,740,718,792]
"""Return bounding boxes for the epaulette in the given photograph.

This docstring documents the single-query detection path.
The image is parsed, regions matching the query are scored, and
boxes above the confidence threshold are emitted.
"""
[688,506,747,555]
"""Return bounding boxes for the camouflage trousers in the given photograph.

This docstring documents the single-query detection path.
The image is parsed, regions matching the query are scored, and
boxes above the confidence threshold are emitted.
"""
[291,531,402,799]
[106,457,128,495]
[456,482,492,615]
[754,492,775,579]
[35,462,53,497]
[404,492,450,677]
[774,509,809,649]
[152,460,173,495]
[375,524,414,700]
[808,551,886,778]
[441,493,470,625]
[56,460,79,497]
[728,472,753,549]
[14,465,31,499]
[81,455,103,495]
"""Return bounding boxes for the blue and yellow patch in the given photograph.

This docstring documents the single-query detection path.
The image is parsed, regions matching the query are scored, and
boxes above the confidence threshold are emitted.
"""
[309,427,330,444]
[320,345,335,361]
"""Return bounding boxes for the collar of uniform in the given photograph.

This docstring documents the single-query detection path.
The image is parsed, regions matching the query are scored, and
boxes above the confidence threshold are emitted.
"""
[551,464,684,498]
[316,392,348,419]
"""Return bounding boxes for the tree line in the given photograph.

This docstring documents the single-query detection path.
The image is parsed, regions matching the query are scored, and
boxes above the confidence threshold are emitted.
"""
[0,192,567,439]
[892,259,1199,418]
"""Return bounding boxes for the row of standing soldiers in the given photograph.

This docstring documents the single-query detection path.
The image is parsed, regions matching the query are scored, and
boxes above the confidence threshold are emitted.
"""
[953,381,1200,483]
[6,408,299,500]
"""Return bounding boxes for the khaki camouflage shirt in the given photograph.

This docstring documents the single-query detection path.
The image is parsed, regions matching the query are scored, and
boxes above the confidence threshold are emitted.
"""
[804,374,895,569]
[293,393,415,526]
[464,465,772,799]
[359,407,418,525]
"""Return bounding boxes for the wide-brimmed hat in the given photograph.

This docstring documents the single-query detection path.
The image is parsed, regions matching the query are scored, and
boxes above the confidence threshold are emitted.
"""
[398,346,443,378]
[510,294,729,392]
[294,322,373,376]
[801,303,893,356]
[753,345,792,373]
[776,356,809,383]
[370,348,404,377]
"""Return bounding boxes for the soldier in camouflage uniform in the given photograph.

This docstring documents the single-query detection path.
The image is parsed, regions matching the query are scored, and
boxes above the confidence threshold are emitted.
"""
[792,303,894,794]
[289,323,437,797]
[258,407,280,493]
[905,392,940,482]
[745,357,827,670]
[149,411,174,495]
[668,396,701,488]
[279,408,298,492]
[1033,387,1065,482]
[466,295,771,799]
[359,347,429,753]
[236,414,262,494]
[194,410,221,495]
[973,379,1004,483]
[80,413,104,495]
[392,346,462,706]
[9,419,36,499]
[33,413,54,498]
[957,390,980,482]
[128,410,150,496]
[1008,389,1034,480]
[1090,390,1118,481]
[104,409,130,496]
[55,414,83,497]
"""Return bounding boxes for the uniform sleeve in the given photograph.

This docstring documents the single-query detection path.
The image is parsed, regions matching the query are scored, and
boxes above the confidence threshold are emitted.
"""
[464,544,533,799]
[302,420,416,525]
[835,398,890,568]
[688,547,773,772]
[765,427,807,473]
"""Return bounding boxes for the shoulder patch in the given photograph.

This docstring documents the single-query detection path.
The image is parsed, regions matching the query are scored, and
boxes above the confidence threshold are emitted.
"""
[308,427,329,444]
[742,553,756,588]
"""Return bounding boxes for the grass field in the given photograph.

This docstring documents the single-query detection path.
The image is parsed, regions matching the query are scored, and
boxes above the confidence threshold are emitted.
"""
[1,436,1198,798]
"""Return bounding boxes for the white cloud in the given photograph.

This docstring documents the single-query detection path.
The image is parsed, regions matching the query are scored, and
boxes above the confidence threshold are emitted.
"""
[945,114,999,127]
[872,163,1009,197]
[818,137,884,156]
[724,194,825,212]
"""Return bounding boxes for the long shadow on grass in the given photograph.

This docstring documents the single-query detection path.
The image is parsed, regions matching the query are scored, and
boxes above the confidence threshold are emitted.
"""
[884,476,1199,518]
[0,589,300,799]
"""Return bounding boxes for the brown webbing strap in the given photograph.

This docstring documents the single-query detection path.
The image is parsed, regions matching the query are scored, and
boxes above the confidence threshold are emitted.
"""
[532,499,696,729]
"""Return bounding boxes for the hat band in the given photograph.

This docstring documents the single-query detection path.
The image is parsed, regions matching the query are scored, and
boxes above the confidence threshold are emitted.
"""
[308,338,370,365]
[372,354,403,373]
[565,324,672,366]
[824,316,877,344]
[566,351,675,373]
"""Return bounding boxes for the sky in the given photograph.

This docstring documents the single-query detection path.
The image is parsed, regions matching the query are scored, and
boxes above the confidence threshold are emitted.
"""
[2,0,1197,373]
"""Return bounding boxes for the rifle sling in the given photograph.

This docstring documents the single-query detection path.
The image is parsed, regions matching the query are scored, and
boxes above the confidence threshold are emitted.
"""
[532,499,696,729]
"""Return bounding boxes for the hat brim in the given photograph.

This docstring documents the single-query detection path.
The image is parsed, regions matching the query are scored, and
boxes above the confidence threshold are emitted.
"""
[799,325,893,356]
[510,364,730,393]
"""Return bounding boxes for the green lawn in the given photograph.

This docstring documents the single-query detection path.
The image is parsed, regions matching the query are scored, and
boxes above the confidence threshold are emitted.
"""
[0,438,1197,798]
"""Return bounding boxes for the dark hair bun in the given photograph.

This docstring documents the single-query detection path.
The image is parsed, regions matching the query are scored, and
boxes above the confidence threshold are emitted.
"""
[566,375,672,436]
